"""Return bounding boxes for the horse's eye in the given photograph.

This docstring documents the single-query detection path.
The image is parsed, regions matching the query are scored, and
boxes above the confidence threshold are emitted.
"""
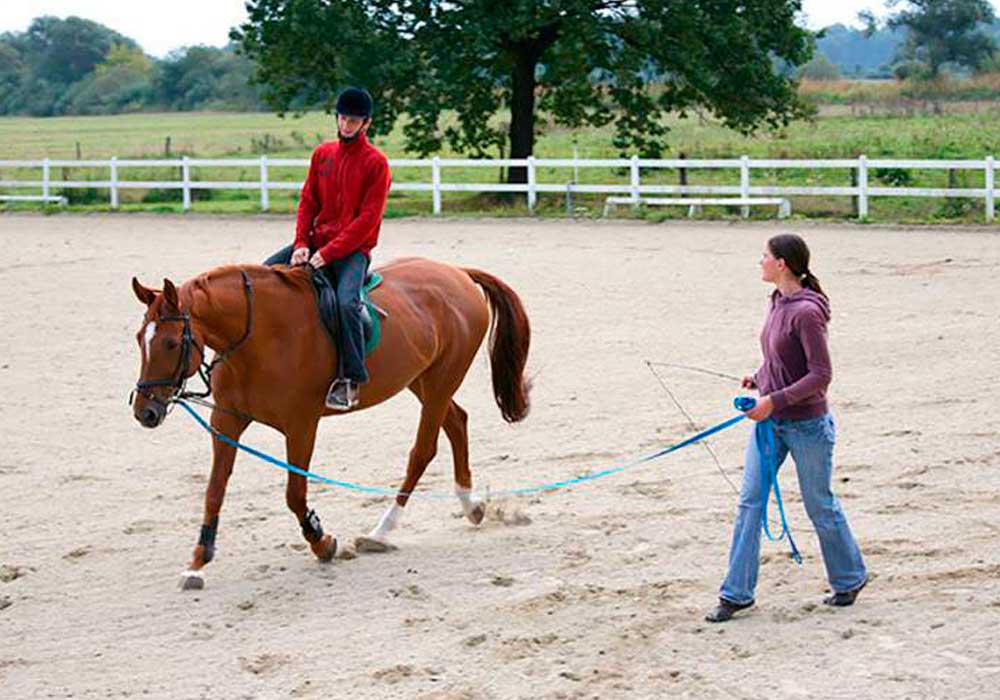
[164,339,179,351]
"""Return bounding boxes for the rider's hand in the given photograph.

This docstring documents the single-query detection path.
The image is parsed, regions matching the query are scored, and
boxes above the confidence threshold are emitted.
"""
[741,375,757,390]
[746,395,774,422]
[290,247,310,265]
[309,250,327,269]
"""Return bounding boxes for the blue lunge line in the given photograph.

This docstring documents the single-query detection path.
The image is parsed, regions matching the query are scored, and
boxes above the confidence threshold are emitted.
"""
[176,395,802,562]
[176,398,747,500]
[176,400,404,497]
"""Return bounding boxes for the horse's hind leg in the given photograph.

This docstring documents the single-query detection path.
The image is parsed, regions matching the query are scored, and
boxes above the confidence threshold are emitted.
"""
[284,421,338,562]
[443,400,485,525]
[356,391,450,552]
[181,410,250,591]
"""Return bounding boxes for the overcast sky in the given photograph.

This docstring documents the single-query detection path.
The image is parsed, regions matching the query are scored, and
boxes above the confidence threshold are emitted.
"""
[2,1,997,58]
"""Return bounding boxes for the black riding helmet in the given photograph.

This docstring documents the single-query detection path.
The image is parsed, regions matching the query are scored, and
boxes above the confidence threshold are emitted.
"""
[336,87,373,119]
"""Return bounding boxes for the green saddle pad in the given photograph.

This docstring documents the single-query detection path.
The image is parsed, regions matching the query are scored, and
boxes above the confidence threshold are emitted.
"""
[361,272,383,356]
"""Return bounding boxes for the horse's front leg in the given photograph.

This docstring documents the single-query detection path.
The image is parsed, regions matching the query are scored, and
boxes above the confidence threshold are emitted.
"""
[180,411,250,590]
[285,422,338,561]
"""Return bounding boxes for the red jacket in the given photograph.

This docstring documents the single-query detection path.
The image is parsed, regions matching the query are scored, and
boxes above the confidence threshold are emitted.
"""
[294,133,391,263]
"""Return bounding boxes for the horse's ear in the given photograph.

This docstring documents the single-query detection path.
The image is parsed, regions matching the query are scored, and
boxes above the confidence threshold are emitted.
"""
[132,277,156,306]
[162,278,179,310]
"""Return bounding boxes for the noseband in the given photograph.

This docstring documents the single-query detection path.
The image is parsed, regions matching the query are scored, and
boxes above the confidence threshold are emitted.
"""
[132,271,254,409]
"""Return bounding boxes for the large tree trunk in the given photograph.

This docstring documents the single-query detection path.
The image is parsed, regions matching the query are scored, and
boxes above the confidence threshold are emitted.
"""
[507,46,538,185]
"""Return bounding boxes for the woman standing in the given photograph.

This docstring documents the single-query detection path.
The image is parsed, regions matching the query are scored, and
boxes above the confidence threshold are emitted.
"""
[706,234,867,623]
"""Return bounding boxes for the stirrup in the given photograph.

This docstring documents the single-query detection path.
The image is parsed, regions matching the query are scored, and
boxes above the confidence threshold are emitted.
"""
[325,379,359,411]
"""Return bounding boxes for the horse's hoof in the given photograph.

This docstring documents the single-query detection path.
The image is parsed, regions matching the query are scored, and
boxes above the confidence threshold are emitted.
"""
[467,502,486,526]
[313,535,337,562]
[335,542,357,561]
[354,536,398,553]
[179,570,205,591]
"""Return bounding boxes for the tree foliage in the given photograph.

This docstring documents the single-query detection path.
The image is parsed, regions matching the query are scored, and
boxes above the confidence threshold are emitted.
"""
[862,0,997,78]
[233,0,815,178]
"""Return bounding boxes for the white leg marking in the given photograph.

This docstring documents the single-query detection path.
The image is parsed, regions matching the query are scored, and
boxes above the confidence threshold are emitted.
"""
[179,568,204,590]
[456,485,483,518]
[369,502,403,541]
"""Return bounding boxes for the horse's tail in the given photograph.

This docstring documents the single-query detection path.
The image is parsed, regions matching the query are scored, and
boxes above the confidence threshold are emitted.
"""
[464,268,531,423]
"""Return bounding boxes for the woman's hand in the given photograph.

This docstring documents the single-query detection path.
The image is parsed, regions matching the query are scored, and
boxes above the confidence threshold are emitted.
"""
[746,395,774,421]
[290,247,310,265]
[741,375,757,390]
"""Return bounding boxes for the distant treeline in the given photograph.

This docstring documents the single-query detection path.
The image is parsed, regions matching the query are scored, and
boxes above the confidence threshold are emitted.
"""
[0,16,265,116]
[810,21,1000,80]
[2,14,999,118]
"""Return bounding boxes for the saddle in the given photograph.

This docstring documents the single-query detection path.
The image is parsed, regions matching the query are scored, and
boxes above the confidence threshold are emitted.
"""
[310,268,385,357]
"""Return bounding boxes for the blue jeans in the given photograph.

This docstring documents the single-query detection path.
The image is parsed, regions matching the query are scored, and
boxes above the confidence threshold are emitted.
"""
[719,413,867,604]
[264,244,370,384]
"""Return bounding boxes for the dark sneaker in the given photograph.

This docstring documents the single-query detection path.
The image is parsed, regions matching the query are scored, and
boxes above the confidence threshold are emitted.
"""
[823,577,868,607]
[326,379,359,411]
[705,598,754,623]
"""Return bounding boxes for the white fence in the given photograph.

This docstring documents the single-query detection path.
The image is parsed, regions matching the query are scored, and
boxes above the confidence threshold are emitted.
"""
[0,155,996,221]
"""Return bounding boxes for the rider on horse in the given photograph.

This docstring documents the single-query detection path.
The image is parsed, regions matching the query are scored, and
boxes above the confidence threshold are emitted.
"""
[265,87,391,410]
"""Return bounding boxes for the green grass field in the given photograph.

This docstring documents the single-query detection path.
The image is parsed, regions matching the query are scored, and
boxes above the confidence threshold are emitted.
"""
[2,107,999,223]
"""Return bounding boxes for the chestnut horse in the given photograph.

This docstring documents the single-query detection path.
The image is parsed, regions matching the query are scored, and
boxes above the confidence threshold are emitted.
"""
[131,258,530,589]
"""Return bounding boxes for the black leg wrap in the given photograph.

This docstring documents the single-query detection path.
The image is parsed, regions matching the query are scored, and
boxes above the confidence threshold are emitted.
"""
[301,509,324,544]
[198,516,219,564]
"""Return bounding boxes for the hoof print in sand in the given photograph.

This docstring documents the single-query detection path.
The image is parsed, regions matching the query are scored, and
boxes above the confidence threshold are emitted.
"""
[240,653,290,676]
[355,536,398,553]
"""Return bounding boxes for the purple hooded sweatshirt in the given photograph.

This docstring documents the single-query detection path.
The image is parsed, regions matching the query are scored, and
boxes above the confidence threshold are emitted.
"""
[753,287,832,421]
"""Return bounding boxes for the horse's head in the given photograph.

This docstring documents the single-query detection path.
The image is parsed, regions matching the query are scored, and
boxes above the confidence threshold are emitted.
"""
[131,276,204,428]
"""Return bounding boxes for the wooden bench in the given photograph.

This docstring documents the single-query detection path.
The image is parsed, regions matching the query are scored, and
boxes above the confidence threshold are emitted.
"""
[603,196,791,219]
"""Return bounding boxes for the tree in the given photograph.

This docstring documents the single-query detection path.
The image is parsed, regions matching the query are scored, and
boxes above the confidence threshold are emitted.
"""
[861,0,997,78]
[0,41,24,113]
[157,45,264,111]
[815,23,905,78]
[22,15,137,86]
[233,0,814,182]
[800,55,842,80]
[65,45,156,115]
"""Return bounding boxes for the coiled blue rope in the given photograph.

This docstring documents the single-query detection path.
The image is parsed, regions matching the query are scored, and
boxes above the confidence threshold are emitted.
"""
[740,397,802,565]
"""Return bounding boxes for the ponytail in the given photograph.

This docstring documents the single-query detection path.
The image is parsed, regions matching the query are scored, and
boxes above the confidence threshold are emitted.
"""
[801,270,828,301]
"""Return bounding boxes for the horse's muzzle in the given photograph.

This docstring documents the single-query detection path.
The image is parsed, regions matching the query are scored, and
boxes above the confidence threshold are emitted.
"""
[136,403,165,429]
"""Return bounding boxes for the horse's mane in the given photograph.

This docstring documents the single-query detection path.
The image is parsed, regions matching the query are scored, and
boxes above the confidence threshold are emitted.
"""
[181,263,314,308]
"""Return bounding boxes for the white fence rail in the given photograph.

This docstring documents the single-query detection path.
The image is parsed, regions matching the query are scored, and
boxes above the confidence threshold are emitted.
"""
[0,155,996,221]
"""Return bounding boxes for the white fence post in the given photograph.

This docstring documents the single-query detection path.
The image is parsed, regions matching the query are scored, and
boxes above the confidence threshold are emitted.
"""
[110,156,119,209]
[986,156,995,223]
[42,157,50,202]
[527,156,537,211]
[740,155,750,217]
[630,155,640,209]
[857,155,869,220]
[182,156,191,211]
[432,156,441,215]
[260,155,269,212]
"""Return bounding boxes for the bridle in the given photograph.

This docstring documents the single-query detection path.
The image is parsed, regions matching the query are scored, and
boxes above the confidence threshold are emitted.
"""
[131,271,254,410]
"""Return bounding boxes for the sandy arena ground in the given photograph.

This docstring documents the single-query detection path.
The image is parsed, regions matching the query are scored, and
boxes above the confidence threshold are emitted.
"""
[1,214,999,699]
